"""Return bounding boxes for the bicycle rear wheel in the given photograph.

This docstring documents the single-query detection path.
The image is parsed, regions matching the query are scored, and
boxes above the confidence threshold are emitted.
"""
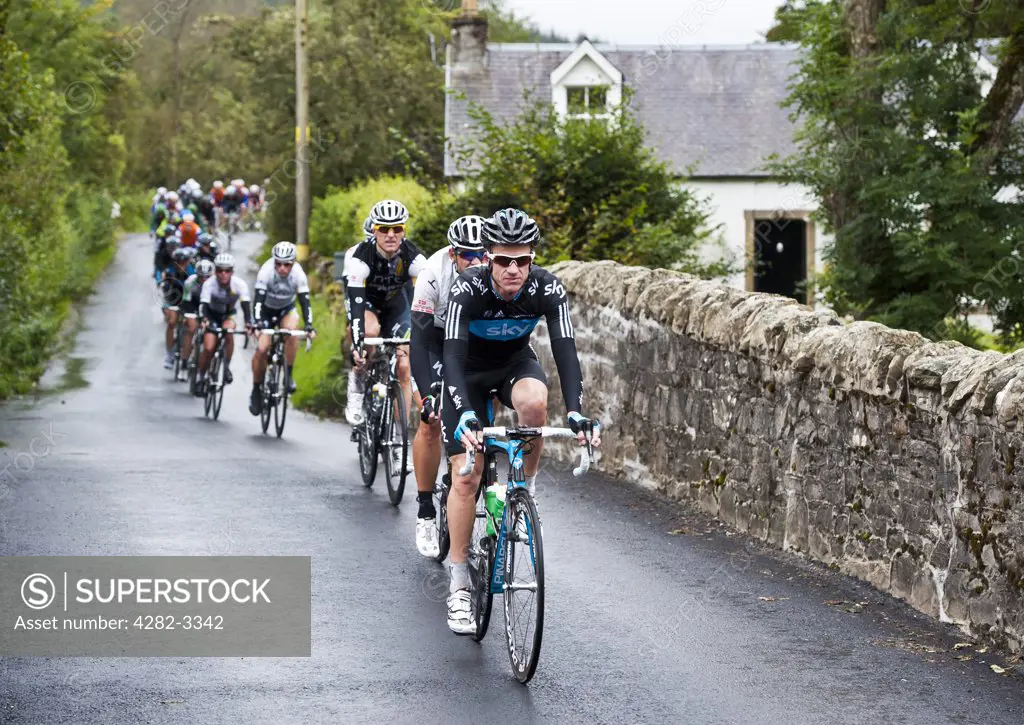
[432,472,451,563]
[260,367,273,433]
[469,470,495,642]
[358,386,379,487]
[502,487,544,683]
[211,352,226,421]
[383,380,408,505]
[273,359,288,438]
[173,323,184,381]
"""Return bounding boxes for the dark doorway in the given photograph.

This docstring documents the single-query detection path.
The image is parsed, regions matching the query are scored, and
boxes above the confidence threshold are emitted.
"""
[753,217,807,302]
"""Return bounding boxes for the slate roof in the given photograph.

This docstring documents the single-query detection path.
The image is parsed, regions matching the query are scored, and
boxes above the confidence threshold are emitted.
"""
[445,43,804,178]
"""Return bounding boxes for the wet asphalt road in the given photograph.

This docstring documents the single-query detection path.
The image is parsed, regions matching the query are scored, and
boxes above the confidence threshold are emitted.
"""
[1,233,1023,724]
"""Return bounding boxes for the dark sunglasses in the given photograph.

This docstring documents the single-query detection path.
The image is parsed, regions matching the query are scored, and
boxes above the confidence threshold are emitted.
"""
[274,261,294,268]
[457,250,486,262]
[215,268,232,274]
[374,224,405,235]
[489,253,534,268]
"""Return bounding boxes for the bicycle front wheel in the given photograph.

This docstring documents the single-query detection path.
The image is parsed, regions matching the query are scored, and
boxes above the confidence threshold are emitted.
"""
[383,380,408,505]
[203,355,217,418]
[273,359,288,438]
[502,488,544,684]
[358,388,379,487]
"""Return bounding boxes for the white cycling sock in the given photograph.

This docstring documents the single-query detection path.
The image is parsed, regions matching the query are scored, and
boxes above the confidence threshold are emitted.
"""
[449,562,470,593]
[525,475,537,497]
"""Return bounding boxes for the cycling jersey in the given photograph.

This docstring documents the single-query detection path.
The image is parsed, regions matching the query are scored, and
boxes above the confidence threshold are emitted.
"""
[177,220,200,247]
[199,276,252,325]
[410,247,456,396]
[181,274,204,313]
[343,239,427,346]
[160,263,195,309]
[253,259,312,327]
[211,187,225,205]
[443,264,584,420]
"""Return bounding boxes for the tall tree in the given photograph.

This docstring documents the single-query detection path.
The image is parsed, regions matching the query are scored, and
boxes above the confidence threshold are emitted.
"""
[770,0,1024,339]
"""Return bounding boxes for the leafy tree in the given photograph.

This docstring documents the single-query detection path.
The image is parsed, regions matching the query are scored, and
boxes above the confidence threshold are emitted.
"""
[421,96,729,272]
[769,0,1024,338]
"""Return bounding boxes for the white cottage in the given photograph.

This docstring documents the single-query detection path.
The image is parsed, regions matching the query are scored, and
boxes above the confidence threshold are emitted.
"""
[444,10,829,305]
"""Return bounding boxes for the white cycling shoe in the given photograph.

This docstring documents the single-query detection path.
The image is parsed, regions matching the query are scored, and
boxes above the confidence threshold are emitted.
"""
[447,589,474,635]
[344,373,364,425]
[416,518,440,558]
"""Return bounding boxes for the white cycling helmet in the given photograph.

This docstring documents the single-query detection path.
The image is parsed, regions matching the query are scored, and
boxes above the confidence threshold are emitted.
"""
[213,180,224,189]
[249,184,260,194]
[224,186,237,197]
[272,241,297,263]
[214,253,235,270]
[166,191,179,203]
[447,215,486,251]
[369,199,409,227]
[157,186,168,196]
[181,210,195,222]
[196,259,215,277]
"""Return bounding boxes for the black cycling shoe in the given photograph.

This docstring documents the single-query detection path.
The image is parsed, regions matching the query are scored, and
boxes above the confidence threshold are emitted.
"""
[287,376,297,394]
[193,379,206,398]
[224,369,234,385]
[249,388,262,416]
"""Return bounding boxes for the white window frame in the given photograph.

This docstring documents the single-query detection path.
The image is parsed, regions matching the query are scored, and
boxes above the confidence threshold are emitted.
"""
[550,40,623,121]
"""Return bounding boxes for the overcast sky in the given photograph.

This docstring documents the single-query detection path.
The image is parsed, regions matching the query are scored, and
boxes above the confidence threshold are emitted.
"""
[501,0,780,46]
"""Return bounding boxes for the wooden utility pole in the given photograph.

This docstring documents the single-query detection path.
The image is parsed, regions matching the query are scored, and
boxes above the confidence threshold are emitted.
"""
[295,0,310,259]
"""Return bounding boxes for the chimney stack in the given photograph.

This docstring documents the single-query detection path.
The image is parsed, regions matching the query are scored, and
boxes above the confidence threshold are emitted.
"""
[451,0,488,74]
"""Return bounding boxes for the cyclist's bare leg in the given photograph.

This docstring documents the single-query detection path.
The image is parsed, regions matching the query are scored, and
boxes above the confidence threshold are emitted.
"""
[413,417,442,497]
[281,310,300,365]
[182,317,197,361]
[448,451,485,566]
[396,346,412,418]
[252,325,271,383]
[164,308,176,351]
[223,318,236,366]
[199,329,216,374]
[511,378,548,478]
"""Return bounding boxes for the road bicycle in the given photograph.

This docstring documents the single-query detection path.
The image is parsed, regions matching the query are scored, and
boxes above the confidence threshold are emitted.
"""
[200,326,246,421]
[457,423,597,684]
[225,211,239,251]
[355,337,411,505]
[166,305,186,382]
[256,328,311,438]
[184,314,202,395]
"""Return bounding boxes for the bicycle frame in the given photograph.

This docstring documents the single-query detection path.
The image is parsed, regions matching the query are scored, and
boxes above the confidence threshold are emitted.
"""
[464,426,594,595]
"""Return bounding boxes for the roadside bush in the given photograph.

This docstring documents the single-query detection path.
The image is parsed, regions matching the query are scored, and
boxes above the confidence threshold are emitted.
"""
[308,176,432,257]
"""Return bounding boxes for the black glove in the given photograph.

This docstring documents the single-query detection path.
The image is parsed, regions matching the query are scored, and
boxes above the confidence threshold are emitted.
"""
[567,412,596,435]
[421,395,439,423]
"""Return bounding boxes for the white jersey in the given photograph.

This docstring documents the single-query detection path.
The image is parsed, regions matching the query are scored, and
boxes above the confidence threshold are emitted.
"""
[200,275,250,316]
[411,248,457,329]
[254,258,309,310]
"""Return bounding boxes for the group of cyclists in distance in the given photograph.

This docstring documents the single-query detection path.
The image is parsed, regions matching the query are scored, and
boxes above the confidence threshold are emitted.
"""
[150,187,601,636]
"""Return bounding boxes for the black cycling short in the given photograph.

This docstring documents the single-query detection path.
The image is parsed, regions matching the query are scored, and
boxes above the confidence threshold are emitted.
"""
[204,310,235,329]
[260,303,296,328]
[344,286,411,340]
[440,352,547,458]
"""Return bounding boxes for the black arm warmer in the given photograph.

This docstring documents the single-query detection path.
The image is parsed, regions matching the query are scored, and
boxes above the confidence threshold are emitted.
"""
[550,336,584,414]
[240,301,253,326]
[297,292,312,327]
[410,311,438,396]
[347,285,367,346]
[442,337,472,417]
[253,289,266,320]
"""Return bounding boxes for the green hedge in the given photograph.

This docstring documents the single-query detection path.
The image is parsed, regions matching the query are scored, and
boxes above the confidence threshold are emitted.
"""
[308,175,433,257]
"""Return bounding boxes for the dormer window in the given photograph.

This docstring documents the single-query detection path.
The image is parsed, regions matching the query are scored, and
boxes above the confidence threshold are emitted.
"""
[551,40,623,121]
[566,85,610,119]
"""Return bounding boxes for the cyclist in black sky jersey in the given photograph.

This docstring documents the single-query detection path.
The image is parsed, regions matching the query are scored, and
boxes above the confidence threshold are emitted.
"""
[440,207,601,635]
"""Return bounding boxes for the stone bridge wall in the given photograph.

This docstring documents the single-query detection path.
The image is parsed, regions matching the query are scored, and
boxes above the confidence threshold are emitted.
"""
[533,261,1024,652]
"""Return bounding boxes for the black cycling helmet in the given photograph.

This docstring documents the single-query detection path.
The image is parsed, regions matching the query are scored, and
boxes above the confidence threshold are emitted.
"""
[480,208,540,249]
